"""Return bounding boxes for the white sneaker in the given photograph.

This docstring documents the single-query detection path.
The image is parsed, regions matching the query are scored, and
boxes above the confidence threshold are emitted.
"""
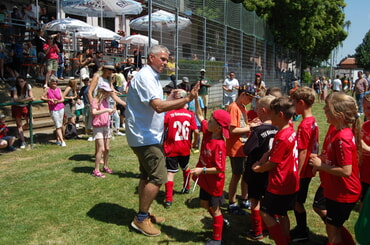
[20,142,27,149]
[61,142,66,147]
[116,132,125,136]
[26,74,32,79]
[76,123,80,128]
[87,137,94,141]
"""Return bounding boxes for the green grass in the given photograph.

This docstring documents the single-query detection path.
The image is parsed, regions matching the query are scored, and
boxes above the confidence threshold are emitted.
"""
[0,102,360,245]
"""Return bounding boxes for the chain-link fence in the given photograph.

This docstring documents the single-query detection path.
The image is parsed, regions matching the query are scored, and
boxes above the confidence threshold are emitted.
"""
[135,0,301,106]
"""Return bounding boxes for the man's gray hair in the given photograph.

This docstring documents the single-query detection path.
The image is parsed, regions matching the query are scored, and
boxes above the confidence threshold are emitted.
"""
[148,45,170,58]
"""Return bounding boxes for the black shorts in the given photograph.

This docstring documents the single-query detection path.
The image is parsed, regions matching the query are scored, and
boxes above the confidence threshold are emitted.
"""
[312,186,326,210]
[326,198,356,227]
[166,155,190,173]
[199,188,224,208]
[296,177,312,204]
[244,165,268,200]
[229,156,246,175]
[361,181,370,202]
[261,191,297,216]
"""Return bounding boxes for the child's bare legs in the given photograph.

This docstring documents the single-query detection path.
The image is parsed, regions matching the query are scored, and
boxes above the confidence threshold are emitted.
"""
[102,137,110,169]
[326,223,342,244]
[15,118,25,143]
[94,138,105,172]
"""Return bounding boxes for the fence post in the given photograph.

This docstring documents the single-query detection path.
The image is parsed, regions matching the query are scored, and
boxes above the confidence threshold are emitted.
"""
[28,102,34,148]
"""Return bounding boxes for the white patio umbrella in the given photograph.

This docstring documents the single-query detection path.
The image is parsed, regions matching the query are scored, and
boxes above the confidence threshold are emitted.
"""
[121,34,159,46]
[75,26,122,40]
[129,10,191,32]
[62,0,142,18]
[42,17,95,32]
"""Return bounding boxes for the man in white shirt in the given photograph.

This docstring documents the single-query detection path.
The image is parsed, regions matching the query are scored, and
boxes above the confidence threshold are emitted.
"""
[332,75,342,92]
[222,71,239,110]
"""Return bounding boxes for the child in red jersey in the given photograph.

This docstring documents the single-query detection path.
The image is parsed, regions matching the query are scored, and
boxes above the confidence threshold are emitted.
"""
[290,87,319,242]
[310,92,361,245]
[163,90,199,208]
[190,93,231,245]
[360,92,370,210]
[252,96,299,245]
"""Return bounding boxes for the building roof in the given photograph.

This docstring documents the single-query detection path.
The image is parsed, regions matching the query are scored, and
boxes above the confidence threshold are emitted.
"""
[338,57,358,69]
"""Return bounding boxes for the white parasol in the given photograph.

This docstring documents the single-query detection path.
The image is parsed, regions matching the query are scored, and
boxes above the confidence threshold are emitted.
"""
[75,26,122,40]
[121,34,159,46]
[42,17,95,32]
[62,0,142,18]
[129,10,191,32]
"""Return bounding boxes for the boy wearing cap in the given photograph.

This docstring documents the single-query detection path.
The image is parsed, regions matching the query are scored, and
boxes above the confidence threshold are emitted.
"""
[226,85,257,215]
[190,94,231,245]
[252,96,299,245]
[198,69,211,118]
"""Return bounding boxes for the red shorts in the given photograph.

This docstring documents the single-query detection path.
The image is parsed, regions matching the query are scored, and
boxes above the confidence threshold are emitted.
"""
[11,105,29,119]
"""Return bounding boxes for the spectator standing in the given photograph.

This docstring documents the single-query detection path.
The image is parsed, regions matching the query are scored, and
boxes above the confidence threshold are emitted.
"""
[54,34,64,80]
[166,55,177,88]
[11,76,35,149]
[34,30,46,79]
[177,76,191,92]
[41,75,66,147]
[254,73,266,94]
[312,76,322,103]
[332,75,342,92]
[43,36,60,88]
[63,79,77,125]
[352,71,368,115]
[321,76,329,101]
[222,71,239,110]
[91,82,116,178]
[126,45,198,237]
[198,68,211,118]
[0,33,6,81]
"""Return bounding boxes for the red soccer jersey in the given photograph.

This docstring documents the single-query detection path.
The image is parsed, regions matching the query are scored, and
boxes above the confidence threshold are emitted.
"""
[319,124,336,187]
[194,120,226,196]
[361,121,370,184]
[297,116,319,178]
[323,127,361,203]
[163,108,198,157]
[0,124,8,138]
[268,126,299,195]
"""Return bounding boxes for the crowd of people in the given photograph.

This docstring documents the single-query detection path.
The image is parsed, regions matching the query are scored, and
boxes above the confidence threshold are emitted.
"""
[1,44,369,245]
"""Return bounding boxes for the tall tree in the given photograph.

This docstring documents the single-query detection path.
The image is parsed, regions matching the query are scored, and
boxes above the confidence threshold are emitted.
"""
[235,0,347,67]
[355,30,370,70]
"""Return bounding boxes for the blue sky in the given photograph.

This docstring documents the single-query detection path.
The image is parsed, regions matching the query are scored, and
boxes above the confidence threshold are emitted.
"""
[335,0,370,64]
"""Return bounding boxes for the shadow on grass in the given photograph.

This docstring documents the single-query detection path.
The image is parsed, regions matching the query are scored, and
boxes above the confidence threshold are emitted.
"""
[69,154,94,162]
[87,202,136,226]
[72,166,94,174]
[158,223,207,244]
[115,171,140,179]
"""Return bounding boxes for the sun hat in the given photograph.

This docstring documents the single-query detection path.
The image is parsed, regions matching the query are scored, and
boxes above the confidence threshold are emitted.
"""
[182,77,189,83]
[212,109,231,139]
[103,62,115,71]
[81,74,89,80]
[98,82,113,92]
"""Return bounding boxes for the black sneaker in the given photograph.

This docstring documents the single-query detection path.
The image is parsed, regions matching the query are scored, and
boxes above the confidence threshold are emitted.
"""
[246,230,264,240]
[164,201,172,209]
[290,226,309,242]
[227,205,248,215]
[240,199,251,209]
[181,188,190,194]
[205,239,222,245]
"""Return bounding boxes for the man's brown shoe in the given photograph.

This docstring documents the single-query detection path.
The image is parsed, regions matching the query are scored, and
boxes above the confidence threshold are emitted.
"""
[149,213,165,224]
[131,216,161,237]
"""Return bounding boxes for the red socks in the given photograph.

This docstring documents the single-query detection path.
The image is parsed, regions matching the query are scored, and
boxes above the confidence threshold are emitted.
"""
[183,169,190,190]
[251,209,263,235]
[165,181,174,202]
[340,226,355,245]
[268,223,288,245]
[212,214,223,241]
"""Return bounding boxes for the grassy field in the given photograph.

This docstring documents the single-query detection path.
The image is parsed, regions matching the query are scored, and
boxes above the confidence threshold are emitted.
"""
[0,102,360,245]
